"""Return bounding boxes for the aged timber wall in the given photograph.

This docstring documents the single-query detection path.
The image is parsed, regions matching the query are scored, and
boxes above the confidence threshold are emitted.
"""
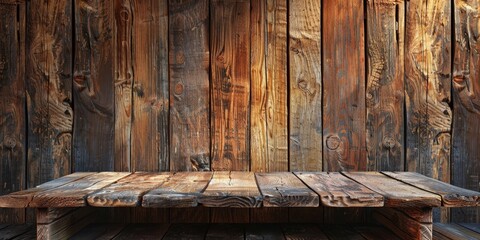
[0,0,479,224]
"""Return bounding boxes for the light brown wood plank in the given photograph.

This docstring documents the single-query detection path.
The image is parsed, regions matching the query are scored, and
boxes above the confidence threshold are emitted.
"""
[366,0,405,171]
[295,172,383,207]
[162,224,208,240]
[210,0,251,171]
[30,172,131,207]
[142,172,213,208]
[113,224,170,240]
[199,172,262,208]
[433,223,480,240]
[282,224,328,240]
[70,223,126,240]
[343,172,441,207]
[383,171,480,207]
[0,172,94,208]
[288,0,322,171]
[452,0,480,223]
[87,173,171,207]
[255,172,318,207]
[374,208,433,240]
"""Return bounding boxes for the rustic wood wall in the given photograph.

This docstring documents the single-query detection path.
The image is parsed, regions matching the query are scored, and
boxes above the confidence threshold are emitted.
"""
[0,0,479,224]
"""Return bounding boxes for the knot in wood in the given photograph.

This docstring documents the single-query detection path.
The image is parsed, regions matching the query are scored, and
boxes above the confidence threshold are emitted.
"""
[174,82,184,95]
[326,135,341,150]
[382,136,396,149]
[3,136,16,149]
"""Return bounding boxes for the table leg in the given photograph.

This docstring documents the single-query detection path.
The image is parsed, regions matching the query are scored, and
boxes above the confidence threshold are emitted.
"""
[36,207,95,240]
[373,207,433,240]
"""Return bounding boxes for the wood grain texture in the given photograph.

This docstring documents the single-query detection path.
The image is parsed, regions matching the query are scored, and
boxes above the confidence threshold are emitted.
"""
[374,208,433,240]
[37,208,95,240]
[245,224,285,240]
[199,171,262,208]
[113,0,132,172]
[433,223,480,240]
[250,0,268,172]
[0,2,25,224]
[26,0,72,195]
[30,172,130,207]
[112,224,170,240]
[87,172,171,207]
[295,172,383,207]
[288,0,322,171]
[323,0,366,171]
[162,224,208,240]
[452,0,480,223]
[169,0,210,172]
[343,172,441,207]
[320,225,365,240]
[282,224,329,240]
[458,223,480,234]
[210,0,250,171]
[366,0,405,171]
[0,172,93,208]
[383,171,480,207]
[0,224,33,239]
[73,0,115,171]
[142,172,213,208]
[405,0,452,182]
[70,223,126,240]
[354,226,401,240]
[255,172,318,207]
[130,0,169,172]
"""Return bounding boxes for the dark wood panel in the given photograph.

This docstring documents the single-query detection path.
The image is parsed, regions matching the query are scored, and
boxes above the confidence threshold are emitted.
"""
[169,0,210,171]
[452,0,480,223]
[0,3,25,224]
[366,0,405,171]
[210,0,250,171]
[288,0,322,171]
[73,0,115,171]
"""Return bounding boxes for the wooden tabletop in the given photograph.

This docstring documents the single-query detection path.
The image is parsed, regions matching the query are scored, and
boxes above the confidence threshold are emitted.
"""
[0,171,478,209]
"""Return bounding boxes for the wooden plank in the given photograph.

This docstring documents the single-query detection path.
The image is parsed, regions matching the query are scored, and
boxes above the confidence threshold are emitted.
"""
[288,0,322,171]
[282,224,328,240]
[113,0,133,172]
[73,0,115,171]
[452,0,480,223]
[245,224,285,240]
[205,224,244,240]
[210,209,250,223]
[323,0,366,171]
[162,224,208,240]
[0,172,94,208]
[405,0,452,221]
[0,2,25,224]
[210,0,250,171]
[250,0,268,172]
[395,207,434,223]
[458,223,480,234]
[433,223,480,240]
[320,225,365,240]
[130,0,169,172]
[343,172,441,207]
[295,172,383,207]
[383,171,480,207]
[87,172,171,207]
[142,172,212,208]
[255,172,318,207]
[169,0,210,171]
[0,224,33,240]
[354,226,401,240]
[30,172,131,207]
[113,224,170,240]
[70,224,126,240]
[12,228,36,240]
[366,0,405,171]
[199,171,262,208]
[37,208,95,240]
[374,208,433,240]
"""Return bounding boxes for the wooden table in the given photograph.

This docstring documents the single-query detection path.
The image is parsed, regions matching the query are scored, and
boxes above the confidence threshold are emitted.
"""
[1,171,479,240]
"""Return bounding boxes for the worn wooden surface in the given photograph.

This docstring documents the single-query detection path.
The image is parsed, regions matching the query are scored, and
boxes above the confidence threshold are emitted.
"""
[366,0,405,171]
[374,208,433,240]
[452,0,480,223]
[36,208,95,240]
[433,223,480,240]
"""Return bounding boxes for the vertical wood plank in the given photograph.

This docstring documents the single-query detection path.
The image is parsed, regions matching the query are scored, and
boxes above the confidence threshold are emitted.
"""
[323,0,366,171]
[288,0,322,171]
[73,0,115,171]
[169,0,210,171]
[26,0,73,186]
[366,0,405,171]
[452,0,480,223]
[0,3,25,224]
[405,0,452,222]
[210,0,251,171]
[131,0,169,171]
[114,0,133,172]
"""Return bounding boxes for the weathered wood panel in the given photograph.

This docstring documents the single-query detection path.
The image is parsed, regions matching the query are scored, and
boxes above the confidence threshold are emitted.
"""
[366,0,405,171]
[37,208,95,240]
[112,224,169,240]
[73,0,115,171]
[210,0,250,171]
[162,224,208,240]
[323,0,366,171]
[26,0,72,191]
[374,208,433,240]
[433,223,480,240]
[206,224,244,240]
[0,3,25,224]
[288,0,322,171]
[452,0,480,223]
[169,0,210,171]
